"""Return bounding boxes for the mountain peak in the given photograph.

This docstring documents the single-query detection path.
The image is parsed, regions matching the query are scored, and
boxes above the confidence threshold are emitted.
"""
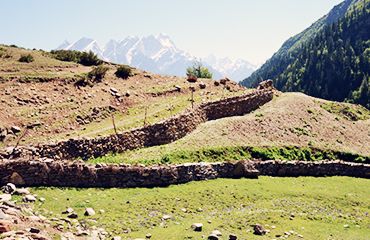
[56,34,255,81]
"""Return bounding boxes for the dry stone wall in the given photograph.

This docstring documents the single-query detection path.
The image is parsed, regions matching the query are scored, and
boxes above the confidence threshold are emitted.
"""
[7,89,274,160]
[0,159,368,188]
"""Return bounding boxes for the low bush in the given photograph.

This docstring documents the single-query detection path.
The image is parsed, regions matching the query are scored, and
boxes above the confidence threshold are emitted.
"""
[115,65,132,79]
[18,54,34,63]
[50,50,102,66]
[87,65,109,82]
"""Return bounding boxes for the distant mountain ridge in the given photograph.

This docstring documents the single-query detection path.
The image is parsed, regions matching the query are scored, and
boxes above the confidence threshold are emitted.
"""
[240,0,369,108]
[57,34,256,81]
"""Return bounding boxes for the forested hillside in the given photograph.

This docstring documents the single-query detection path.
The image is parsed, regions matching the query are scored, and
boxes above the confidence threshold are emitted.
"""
[241,0,370,108]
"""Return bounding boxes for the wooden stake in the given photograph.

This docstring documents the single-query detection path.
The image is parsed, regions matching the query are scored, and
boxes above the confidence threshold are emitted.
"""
[10,128,28,158]
[144,106,148,127]
[111,114,118,135]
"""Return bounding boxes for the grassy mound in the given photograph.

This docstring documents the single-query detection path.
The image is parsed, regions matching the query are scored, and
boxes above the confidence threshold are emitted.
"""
[88,145,370,165]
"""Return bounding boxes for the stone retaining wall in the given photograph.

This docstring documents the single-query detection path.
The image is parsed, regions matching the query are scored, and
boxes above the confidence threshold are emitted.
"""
[7,89,274,160]
[1,159,368,188]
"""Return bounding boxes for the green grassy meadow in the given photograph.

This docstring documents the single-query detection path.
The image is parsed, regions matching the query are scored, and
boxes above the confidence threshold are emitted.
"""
[30,177,370,239]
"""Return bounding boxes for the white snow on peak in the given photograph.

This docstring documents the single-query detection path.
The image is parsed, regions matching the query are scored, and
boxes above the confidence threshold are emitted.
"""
[56,34,256,81]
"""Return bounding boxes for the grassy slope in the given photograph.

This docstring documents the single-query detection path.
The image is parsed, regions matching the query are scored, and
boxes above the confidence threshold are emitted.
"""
[31,177,370,239]
[89,92,370,165]
[0,45,246,147]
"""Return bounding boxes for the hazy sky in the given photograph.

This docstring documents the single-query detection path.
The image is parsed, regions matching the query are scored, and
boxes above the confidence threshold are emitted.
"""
[1,0,343,65]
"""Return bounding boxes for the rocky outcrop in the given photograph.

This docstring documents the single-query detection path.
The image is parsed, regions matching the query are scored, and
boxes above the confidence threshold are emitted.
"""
[2,88,274,160]
[0,159,368,188]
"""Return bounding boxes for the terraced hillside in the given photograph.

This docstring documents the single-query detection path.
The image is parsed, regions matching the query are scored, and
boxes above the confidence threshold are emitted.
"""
[0,45,369,240]
[91,92,370,165]
[0,45,246,148]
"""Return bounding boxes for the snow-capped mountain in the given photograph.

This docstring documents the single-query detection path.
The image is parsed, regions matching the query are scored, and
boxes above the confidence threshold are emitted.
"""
[56,34,256,81]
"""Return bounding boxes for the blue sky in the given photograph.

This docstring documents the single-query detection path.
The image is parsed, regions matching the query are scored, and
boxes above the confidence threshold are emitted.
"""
[1,0,343,65]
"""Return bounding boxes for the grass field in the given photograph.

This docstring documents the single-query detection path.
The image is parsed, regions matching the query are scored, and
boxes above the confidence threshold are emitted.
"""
[30,177,370,239]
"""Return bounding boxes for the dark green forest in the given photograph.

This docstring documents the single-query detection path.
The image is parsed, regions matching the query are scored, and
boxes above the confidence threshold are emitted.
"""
[242,0,370,108]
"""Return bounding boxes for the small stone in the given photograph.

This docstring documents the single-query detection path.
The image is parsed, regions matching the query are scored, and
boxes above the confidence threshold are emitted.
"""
[14,188,30,195]
[10,126,21,134]
[162,214,172,220]
[23,194,36,202]
[0,194,11,202]
[211,230,222,236]
[253,224,267,235]
[84,208,96,216]
[174,85,182,92]
[229,234,238,240]
[29,227,40,233]
[0,221,11,233]
[191,223,203,232]
[110,87,118,93]
[67,213,78,219]
[199,82,206,89]
[62,208,74,214]
[208,234,219,240]
[1,183,16,194]
[9,172,25,185]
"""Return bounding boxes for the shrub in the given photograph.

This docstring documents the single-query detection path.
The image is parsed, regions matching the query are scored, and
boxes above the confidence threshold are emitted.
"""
[18,54,34,63]
[79,51,102,66]
[115,65,132,79]
[88,65,109,82]
[50,50,102,66]
[186,60,213,79]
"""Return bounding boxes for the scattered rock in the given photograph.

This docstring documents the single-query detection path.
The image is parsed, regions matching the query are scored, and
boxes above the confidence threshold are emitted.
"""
[229,234,238,240]
[174,85,182,92]
[23,194,37,202]
[1,183,16,194]
[257,79,273,90]
[199,82,206,89]
[0,221,11,233]
[187,75,197,83]
[14,188,30,195]
[62,208,74,214]
[208,234,219,240]
[110,87,118,93]
[10,126,21,134]
[67,213,78,219]
[0,194,12,202]
[211,230,222,236]
[219,78,230,85]
[84,208,96,216]
[29,227,41,233]
[191,223,203,232]
[9,172,25,185]
[162,214,172,221]
[253,224,267,235]
[27,121,42,129]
